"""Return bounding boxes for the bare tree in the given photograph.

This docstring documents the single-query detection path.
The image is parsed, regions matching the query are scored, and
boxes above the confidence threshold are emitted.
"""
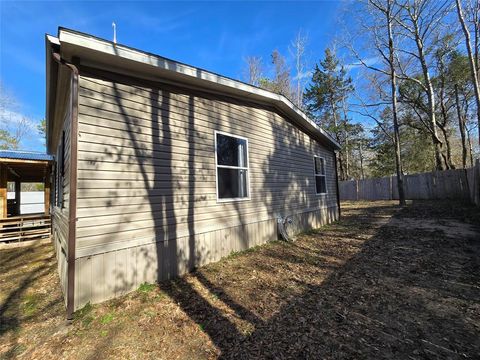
[455,84,469,168]
[259,50,294,100]
[0,116,30,150]
[0,84,35,149]
[289,30,309,108]
[348,0,406,205]
[465,0,480,76]
[394,0,453,171]
[456,0,480,147]
[271,50,292,98]
[243,56,263,86]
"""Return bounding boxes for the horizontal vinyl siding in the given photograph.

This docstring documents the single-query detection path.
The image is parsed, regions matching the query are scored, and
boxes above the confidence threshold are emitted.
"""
[52,94,72,300]
[75,73,337,257]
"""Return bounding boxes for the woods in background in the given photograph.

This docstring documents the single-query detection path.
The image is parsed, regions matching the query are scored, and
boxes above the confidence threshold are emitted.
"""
[243,0,480,199]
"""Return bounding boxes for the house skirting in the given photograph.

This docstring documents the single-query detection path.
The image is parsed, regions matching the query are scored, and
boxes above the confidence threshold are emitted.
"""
[73,205,339,310]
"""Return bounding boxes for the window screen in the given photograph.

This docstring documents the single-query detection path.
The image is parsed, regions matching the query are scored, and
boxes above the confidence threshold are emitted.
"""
[314,156,327,194]
[216,132,249,200]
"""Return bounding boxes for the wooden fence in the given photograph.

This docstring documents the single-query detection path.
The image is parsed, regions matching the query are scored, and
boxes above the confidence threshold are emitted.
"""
[339,159,480,205]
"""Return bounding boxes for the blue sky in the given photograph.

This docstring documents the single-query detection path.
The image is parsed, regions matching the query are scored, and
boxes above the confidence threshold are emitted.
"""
[1,0,347,151]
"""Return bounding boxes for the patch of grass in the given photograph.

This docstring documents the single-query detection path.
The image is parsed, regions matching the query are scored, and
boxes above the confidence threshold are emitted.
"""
[73,302,94,327]
[82,315,94,327]
[226,250,243,260]
[22,294,40,316]
[7,343,27,357]
[100,312,114,325]
[302,228,320,236]
[226,245,261,260]
[73,302,93,320]
[137,282,156,293]
[143,309,157,318]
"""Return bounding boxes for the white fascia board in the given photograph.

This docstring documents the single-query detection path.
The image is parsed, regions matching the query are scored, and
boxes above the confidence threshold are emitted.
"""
[47,34,60,46]
[58,29,340,149]
[45,34,60,153]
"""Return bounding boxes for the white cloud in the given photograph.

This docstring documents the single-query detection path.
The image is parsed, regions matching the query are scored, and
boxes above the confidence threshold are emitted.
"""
[293,70,313,81]
[0,107,36,130]
[0,106,43,150]
[344,56,381,72]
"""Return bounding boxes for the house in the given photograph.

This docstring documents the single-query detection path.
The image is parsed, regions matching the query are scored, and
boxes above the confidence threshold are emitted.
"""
[45,28,341,318]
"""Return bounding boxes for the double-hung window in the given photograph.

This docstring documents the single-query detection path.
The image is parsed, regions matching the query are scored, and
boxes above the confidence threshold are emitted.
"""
[314,156,327,195]
[215,131,250,201]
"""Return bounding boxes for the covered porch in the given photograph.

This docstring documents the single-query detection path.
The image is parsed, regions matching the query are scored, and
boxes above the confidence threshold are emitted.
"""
[0,151,53,243]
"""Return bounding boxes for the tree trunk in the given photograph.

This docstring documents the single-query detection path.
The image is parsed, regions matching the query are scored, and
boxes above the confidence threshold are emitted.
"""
[337,153,345,181]
[410,11,445,170]
[455,84,468,169]
[438,124,455,169]
[467,128,474,167]
[456,0,480,147]
[345,132,350,180]
[387,1,406,206]
[358,142,365,180]
[438,88,454,169]
[426,81,444,170]
[438,124,454,169]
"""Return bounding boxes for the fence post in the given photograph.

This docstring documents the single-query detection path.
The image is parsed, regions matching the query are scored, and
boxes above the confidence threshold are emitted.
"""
[390,176,393,200]
[355,179,359,201]
[475,159,480,206]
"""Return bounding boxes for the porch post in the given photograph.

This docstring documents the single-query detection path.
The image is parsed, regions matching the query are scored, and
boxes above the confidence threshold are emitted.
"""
[44,165,51,216]
[0,164,6,218]
[14,179,21,216]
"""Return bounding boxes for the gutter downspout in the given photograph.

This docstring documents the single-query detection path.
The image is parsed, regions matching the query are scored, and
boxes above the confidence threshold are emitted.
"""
[52,52,79,320]
[333,150,341,219]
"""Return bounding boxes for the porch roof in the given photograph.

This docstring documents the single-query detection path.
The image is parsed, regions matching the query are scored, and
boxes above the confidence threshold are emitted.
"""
[0,151,53,162]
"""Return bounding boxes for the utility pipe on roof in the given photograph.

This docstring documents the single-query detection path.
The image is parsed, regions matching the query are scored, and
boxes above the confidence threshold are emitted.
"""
[51,51,79,320]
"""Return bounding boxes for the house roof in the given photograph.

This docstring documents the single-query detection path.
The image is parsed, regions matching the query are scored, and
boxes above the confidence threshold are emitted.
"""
[0,150,53,162]
[46,27,340,150]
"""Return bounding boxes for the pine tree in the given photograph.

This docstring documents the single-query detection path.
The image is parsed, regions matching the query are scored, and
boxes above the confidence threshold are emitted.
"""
[303,48,354,180]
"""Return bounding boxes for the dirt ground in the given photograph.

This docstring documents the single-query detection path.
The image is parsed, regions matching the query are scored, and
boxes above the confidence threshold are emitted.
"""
[1,200,479,359]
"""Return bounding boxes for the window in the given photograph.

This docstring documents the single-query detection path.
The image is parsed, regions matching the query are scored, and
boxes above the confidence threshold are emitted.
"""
[61,132,65,177]
[215,132,249,201]
[314,156,327,194]
[56,131,65,208]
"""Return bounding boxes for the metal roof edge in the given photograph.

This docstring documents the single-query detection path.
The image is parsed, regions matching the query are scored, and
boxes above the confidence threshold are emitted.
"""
[0,150,54,161]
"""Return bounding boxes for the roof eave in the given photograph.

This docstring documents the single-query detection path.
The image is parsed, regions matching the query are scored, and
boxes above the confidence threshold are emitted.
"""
[45,34,60,154]
[57,28,340,150]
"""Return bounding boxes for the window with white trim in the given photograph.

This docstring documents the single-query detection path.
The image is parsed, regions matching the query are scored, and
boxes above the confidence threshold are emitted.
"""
[215,132,249,200]
[314,156,327,194]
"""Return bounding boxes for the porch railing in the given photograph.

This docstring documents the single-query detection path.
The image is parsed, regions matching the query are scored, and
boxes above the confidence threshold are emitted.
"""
[0,214,51,243]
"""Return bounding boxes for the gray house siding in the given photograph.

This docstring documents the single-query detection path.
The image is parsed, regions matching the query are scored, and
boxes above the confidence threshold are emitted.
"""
[51,87,72,303]
[72,69,338,309]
